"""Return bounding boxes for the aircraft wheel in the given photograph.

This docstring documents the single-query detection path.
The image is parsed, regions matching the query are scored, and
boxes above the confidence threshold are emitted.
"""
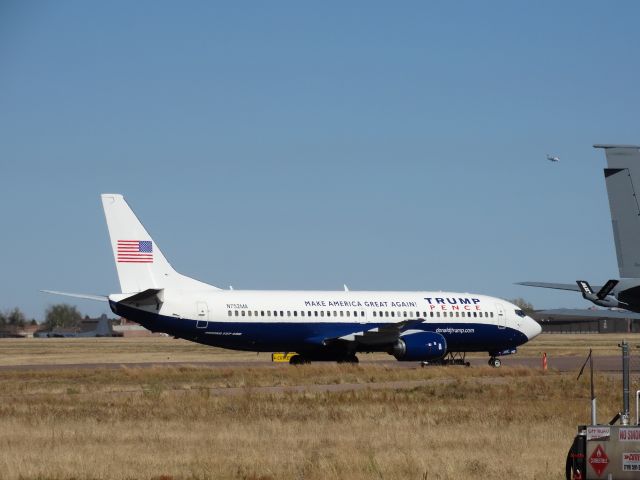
[489,357,501,368]
[289,355,308,365]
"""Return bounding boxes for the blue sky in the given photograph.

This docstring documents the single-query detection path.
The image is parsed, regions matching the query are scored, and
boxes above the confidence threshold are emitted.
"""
[2,1,640,320]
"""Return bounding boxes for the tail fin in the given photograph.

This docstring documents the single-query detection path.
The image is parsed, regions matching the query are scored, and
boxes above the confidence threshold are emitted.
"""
[595,145,640,278]
[101,194,218,293]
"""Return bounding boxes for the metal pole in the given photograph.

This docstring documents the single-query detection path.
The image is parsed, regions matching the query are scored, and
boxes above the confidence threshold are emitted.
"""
[590,350,596,425]
[622,340,630,424]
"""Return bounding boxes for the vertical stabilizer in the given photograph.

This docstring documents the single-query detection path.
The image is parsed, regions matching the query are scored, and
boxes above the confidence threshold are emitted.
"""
[595,145,640,278]
[101,194,217,293]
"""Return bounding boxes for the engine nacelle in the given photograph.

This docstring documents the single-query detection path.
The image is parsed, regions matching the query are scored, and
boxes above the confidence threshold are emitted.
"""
[392,332,447,362]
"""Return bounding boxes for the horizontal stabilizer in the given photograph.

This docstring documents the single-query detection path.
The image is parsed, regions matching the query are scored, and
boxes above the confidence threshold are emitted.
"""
[41,290,108,302]
[118,288,164,307]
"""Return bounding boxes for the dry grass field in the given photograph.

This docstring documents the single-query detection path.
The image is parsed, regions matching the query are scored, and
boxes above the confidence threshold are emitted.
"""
[0,334,638,479]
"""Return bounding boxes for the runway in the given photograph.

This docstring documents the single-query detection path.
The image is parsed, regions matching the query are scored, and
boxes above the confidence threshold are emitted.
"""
[0,353,625,373]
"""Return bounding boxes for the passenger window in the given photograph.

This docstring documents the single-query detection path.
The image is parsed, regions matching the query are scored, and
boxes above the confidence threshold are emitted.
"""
[280,311,284,316]
[353,311,358,317]
[287,311,291,317]
[234,310,239,316]
[391,312,395,317]
[254,311,258,316]
[241,311,245,316]
[228,310,232,317]
[334,311,337,317]
[301,311,305,317]
[293,311,297,317]
[361,311,365,317]
[274,311,278,317]
[373,311,377,317]
[403,311,407,317]
[261,311,264,316]
[340,311,344,317]
[436,312,440,318]
[314,311,318,317]
[248,311,252,317]
[308,311,312,317]
[346,311,350,317]
[320,311,324,317]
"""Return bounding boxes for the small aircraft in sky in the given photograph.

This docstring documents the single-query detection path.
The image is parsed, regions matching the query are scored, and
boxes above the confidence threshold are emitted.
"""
[546,154,560,163]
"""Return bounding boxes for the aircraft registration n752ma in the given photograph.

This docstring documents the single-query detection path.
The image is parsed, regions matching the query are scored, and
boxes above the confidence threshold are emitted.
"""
[44,194,541,367]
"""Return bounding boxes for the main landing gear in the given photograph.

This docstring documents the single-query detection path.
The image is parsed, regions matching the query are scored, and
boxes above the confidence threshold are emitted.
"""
[289,355,309,365]
[488,357,501,368]
[421,352,471,367]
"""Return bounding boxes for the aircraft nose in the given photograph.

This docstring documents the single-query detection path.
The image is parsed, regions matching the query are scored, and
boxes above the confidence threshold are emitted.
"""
[524,316,542,340]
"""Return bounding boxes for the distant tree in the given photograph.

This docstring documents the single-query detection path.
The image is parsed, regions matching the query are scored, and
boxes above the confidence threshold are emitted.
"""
[509,298,535,315]
[44,304,82,329]
[0,311,6,326]
[30,319,37,326]
[6,308,26,328]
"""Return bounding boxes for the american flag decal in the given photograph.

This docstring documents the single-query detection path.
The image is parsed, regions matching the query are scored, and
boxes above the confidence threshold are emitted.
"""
[117,240,153,263]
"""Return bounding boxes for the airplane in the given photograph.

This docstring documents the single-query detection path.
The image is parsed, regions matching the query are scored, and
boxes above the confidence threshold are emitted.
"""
[44,194,542,367]
[520,145,640,314]
[34,314,115,338]
[546,154,560,163]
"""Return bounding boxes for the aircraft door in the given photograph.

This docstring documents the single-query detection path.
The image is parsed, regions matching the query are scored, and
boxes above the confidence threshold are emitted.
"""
[495,303,506,329]
[196,301,209,328]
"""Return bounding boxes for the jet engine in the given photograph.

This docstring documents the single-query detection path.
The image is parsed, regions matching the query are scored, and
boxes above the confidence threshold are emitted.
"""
[392,331,447,362]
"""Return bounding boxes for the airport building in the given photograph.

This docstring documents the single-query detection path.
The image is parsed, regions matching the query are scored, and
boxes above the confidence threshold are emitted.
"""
[533,308,640,334]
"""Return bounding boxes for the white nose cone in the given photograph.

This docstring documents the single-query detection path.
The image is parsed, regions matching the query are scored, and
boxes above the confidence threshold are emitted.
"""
[524,317,542,340]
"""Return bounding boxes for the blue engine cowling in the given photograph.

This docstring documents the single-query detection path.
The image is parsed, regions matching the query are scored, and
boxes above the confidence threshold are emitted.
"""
[392,331,447,361]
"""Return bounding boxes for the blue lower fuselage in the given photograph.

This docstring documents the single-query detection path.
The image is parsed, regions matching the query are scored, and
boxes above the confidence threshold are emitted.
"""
[112,301,528,356]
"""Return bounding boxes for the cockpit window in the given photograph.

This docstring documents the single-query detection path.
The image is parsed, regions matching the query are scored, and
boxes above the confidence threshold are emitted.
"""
[515,309,526,318]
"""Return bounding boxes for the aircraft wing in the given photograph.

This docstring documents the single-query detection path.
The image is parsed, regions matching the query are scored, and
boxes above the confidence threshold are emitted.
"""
[531,308,640,321]
[322,319,426,347]
[515,282,599,292]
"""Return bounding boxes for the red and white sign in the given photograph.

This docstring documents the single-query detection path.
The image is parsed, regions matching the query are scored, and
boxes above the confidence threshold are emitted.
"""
[623,452,640,472]
[619,428,640,441]
[589,444,609,476]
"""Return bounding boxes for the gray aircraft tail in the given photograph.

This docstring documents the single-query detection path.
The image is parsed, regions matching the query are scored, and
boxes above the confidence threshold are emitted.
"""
[594,145,640,278]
